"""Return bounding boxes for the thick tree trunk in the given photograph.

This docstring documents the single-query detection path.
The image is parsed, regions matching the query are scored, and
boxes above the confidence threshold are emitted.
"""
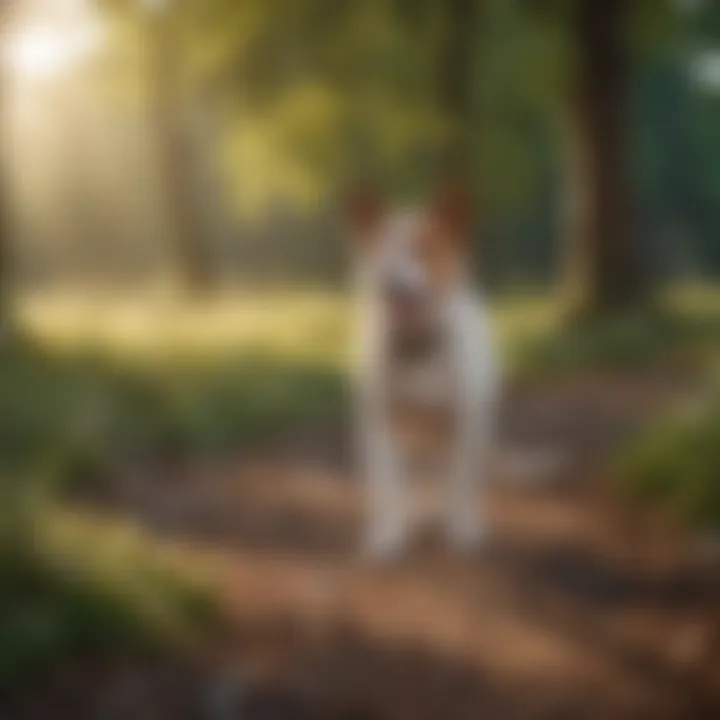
[148,9,213,294]
[438,0,495,285]
[564,0,644,321]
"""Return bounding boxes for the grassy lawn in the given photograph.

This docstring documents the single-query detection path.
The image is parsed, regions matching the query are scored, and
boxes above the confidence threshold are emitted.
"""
[20,283,720,368]
[18,289,353,366]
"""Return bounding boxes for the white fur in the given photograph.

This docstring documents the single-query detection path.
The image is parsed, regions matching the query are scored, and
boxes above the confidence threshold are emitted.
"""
[352,210,500,561]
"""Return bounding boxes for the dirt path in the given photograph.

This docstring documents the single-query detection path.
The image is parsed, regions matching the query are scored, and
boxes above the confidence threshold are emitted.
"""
[8,370,720,719]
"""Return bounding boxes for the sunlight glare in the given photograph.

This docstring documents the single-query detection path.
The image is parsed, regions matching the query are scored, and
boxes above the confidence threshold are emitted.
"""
[7,8,104,80]
[9,27,69,78]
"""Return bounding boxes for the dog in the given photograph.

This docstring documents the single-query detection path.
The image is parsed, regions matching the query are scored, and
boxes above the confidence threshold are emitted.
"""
[348,183,500,561]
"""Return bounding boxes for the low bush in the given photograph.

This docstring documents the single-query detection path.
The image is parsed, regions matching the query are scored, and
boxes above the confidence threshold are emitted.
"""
[616,394,720,530]
[0,496,214,694]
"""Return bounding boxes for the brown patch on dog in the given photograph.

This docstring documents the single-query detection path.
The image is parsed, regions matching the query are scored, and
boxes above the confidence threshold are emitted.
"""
[345,186,384,245]
[423,181,472,293]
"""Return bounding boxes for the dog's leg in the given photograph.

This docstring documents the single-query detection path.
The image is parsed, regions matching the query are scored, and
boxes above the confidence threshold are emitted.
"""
[446,299,499,552]
[357,393,408,562]
[352,302,408,562]
[447,378,499,552]
[447,403,486,550]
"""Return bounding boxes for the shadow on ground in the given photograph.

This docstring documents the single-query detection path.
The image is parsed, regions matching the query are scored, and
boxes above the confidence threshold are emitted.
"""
[5,370,720,719]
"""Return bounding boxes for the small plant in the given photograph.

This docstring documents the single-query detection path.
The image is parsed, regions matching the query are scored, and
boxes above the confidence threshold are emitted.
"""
[510,309,710,379]
[0,498,216,694]
[616,393,720,530]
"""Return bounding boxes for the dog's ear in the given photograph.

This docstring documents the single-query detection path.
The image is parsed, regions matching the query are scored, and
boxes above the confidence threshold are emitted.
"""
[345,185,384,239]
[430,180,471,243]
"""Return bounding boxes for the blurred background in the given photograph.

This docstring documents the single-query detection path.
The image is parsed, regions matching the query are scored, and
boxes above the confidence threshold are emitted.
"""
[0,0,719,717]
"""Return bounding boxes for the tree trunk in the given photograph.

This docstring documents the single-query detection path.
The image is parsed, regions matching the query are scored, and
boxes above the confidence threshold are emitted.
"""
[438,0,497,286]
[439,0,478,179]
[563,0,644,321]
[147,9,213,294]
[0,161,9,346]
[0,7,14,344]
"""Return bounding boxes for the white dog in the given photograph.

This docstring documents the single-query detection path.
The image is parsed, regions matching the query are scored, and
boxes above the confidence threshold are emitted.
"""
[349,184,500,561]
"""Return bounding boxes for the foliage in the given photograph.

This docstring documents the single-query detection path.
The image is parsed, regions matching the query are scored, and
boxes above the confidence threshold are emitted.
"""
[7,285,719,487]
[512,310,718,378]
[0,350,344,490]
[0,496,215,694]
[0,292,350,692]
[616,390,720,529]
[11,0,719,289]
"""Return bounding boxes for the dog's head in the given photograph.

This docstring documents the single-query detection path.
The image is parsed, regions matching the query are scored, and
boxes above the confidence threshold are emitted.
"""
[347,183,471,324]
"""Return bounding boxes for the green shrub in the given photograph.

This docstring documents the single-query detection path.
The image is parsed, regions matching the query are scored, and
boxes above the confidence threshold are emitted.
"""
[511,310,711,378]
[0,346,345,496]
[0,500,215,693]
[617,396,720,529]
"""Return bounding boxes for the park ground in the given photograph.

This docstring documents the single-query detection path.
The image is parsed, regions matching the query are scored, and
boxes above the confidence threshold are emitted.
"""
[2,287,720,719]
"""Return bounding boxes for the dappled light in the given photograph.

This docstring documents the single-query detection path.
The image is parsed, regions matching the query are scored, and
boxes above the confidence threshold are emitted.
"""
[0,0,719,718]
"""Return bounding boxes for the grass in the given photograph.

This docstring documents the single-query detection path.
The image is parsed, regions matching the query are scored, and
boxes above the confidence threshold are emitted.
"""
[5,285,719,487]
[1,282,719,691]
[19,283,720,369]
[18,289,351,366]
[0,342,344,485]
[507,286,720,378]
[4,283,719,494]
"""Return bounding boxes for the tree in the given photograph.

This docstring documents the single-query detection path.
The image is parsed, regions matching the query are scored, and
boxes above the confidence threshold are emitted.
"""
[144,0,213,293]
[0,2,15,342]
[438,0,479,179]
[437,0,500,283]
[563,0,645,320]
